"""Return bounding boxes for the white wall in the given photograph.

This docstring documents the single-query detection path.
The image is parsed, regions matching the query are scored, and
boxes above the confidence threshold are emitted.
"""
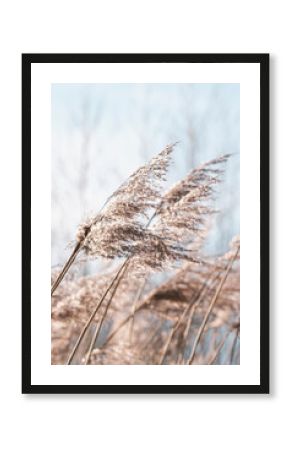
[0,1,284,450]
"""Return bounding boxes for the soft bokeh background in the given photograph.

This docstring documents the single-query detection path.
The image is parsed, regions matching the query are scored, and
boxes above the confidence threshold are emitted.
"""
[51,83,240,269]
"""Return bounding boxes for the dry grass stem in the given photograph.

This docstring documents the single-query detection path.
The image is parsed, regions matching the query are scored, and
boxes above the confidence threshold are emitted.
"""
[84,262,128,364]
[187,245,240,365]
[66,260,128,364]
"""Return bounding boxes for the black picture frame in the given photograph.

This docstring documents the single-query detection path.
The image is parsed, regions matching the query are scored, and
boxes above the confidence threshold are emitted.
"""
[22,53,269,394]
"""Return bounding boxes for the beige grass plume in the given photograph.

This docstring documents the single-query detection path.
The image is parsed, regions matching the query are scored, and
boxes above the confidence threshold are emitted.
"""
[51,144,175,295]
[148,154,231,261]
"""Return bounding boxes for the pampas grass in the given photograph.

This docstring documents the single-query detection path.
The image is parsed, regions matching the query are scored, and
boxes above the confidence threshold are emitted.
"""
[51,144,240,365]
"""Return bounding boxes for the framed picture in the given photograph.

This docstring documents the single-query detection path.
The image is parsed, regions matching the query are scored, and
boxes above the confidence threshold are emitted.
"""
[22,53,269,394]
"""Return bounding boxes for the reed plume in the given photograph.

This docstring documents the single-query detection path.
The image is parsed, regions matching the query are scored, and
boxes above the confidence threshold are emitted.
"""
[51,144,175,295]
